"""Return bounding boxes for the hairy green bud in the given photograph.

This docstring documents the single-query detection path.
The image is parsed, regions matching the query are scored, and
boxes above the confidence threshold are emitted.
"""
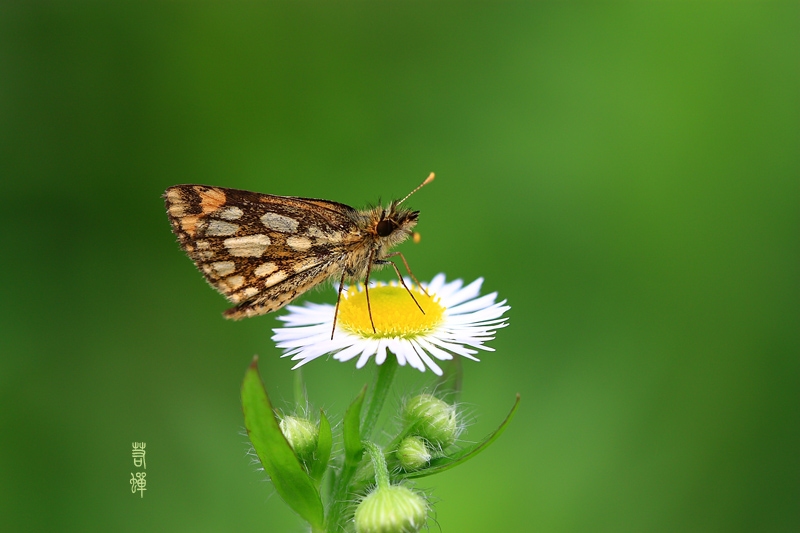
[279,415,318,462]
[397,436,431,471]
[403,394,459,448]
[355,484,428,533]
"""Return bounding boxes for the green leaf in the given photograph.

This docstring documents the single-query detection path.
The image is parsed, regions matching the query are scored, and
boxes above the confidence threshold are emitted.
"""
[310,409,332,485]
[432,356,463,404]
[343,385,367,467]
[241,357,324,528]
[399,393,521,480]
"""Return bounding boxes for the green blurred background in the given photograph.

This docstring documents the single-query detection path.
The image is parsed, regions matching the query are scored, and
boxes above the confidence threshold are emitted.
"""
[2,2,797,531]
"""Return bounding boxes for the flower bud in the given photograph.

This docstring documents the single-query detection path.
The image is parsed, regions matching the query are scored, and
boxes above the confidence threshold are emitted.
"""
[396,436,431,471]
[279,415,318,462]
[355,484,428,533]
[403,394,459,448]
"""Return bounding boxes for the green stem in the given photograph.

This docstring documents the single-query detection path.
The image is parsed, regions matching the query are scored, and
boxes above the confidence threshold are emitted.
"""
[293,368,308,407]
[327,462,357,531]
[325,361,397,531]
[362,441,390,489]
[362,356,398,440]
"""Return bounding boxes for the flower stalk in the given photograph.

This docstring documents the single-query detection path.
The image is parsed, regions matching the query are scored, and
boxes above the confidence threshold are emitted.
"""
[362,356,398,440]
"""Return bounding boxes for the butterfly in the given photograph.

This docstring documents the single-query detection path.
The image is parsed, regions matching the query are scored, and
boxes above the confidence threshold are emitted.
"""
[164,173,434,337]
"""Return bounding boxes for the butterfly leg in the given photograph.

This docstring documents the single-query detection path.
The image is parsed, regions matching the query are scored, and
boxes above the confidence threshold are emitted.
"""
[365,249,377,333]
[331,269,348,340]
[382,251,430,297]
[375,254,425,315]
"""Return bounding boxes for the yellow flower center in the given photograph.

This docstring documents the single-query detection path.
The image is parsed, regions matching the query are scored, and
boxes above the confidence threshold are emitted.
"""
[338,284,445,339]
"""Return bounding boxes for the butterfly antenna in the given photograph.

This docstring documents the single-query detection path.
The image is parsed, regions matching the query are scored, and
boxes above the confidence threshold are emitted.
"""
[398,172,435,206]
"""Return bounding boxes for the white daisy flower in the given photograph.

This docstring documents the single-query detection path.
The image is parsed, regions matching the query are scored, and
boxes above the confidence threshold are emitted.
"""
[271,273,510,375]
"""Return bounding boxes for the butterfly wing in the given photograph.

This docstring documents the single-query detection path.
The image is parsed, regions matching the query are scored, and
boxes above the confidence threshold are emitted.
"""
[164,185,362,318]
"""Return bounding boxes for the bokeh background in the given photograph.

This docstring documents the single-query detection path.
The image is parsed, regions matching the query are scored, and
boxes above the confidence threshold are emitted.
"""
[2,2,797,531]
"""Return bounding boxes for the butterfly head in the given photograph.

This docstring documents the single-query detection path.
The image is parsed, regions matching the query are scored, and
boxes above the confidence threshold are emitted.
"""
[375,204,419,238]
[372,172,433,241]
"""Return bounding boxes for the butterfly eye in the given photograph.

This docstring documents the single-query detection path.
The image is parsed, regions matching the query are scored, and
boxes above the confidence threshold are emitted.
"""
[376,219,394,237]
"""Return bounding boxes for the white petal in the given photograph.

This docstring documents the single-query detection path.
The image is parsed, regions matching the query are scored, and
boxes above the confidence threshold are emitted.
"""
[442,277,484,307]
[426,335,481,360]
[384,338,407,368]
[434,278,464,302]
[375,340,388,365]
[333,343,366,362]
[355,340,380,369]
[410,340,443,375]
[273,328,330,345]
[425,273,448,295]
[415,336,454,362]
[446,292,498,315]
[277,303,333,326]
[389,338,425,372]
